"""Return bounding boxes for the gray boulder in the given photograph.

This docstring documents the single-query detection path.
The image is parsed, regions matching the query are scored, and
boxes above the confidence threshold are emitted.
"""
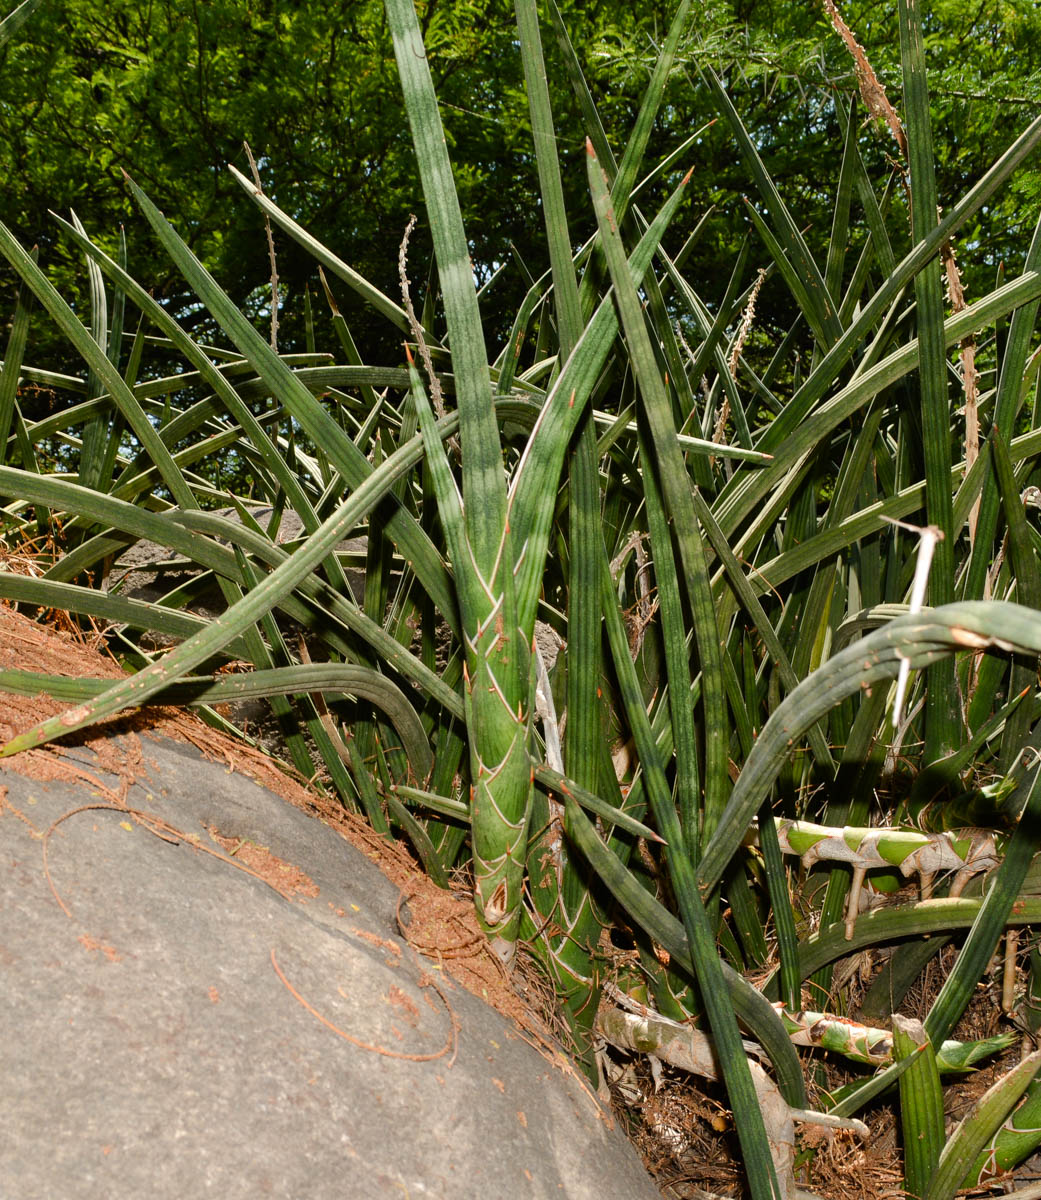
[0,731,656,1200]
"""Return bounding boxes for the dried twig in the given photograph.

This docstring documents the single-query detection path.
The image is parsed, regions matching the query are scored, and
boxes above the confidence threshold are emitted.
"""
[243,141,280,351]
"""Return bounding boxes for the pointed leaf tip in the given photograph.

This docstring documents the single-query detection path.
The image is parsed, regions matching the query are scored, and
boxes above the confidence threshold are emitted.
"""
[318,267,342,315]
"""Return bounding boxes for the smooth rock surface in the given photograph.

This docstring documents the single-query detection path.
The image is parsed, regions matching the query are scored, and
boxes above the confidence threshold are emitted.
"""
[0,734,657,1199]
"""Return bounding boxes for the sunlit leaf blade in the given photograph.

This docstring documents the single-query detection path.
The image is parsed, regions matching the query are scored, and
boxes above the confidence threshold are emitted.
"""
[586,142,728,845]
[385,0,503,568]
[0,266,32,463]
[123,175,458,629]
[898,0,957,759]
[50,211,329,537]
[0,573,251,659]
[714,269,1041,548]
[228,164,414,336]
[640,422,700,843]
[513,0,582,357]
[0,220,196,510]
[0,0,44,48]
[543,0,614,173]
[0,662,431,777]
[510,166,693,631]
[610,0,691,223]
[0,434,436,756]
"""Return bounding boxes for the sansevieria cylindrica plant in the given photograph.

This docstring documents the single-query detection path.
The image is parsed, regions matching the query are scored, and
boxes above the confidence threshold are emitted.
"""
[2,0,1041,1195]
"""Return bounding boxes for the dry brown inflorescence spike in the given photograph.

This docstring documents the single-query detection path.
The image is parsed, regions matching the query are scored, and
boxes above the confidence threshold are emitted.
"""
[822,0,907,159]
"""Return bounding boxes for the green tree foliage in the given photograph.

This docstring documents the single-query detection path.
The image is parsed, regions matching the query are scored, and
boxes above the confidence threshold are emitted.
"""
[0,0,527,360]
[2,0,1037,386]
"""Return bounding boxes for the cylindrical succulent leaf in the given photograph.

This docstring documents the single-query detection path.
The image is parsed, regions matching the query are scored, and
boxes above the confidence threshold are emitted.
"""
[893,1014,945,1200]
